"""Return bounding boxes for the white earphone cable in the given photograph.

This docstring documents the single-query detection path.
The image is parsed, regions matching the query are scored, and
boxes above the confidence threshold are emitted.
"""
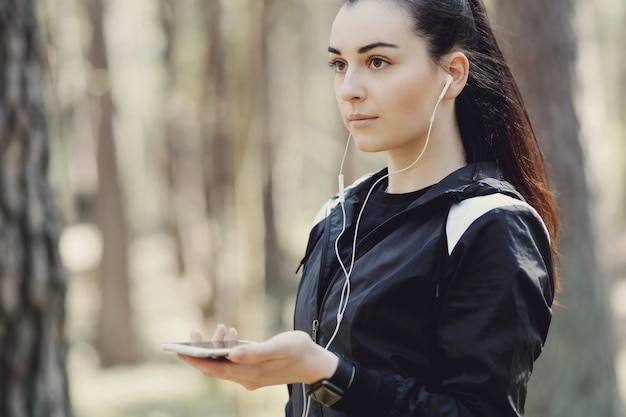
[325,77,449,349]
[302,75,451,416]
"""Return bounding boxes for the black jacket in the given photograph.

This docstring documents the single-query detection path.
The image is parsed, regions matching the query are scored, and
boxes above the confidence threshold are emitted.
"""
[287,163,554,417]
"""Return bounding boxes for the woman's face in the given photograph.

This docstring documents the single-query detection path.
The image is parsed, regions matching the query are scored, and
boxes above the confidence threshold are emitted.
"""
[329,0,445,157]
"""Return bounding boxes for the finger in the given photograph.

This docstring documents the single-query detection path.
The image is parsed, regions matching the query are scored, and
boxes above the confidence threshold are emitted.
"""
[210,324,228,342]
[191,329,203,343]
[228,327,238,341]
[228,338,280,363]
[228,331,309,363]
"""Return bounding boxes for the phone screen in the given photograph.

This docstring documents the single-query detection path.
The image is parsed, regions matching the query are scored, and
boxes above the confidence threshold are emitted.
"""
[176,341,243,349]
[161,340,251,358]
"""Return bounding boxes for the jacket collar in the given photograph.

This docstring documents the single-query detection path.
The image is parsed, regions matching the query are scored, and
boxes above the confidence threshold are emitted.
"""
[342,162,523,211]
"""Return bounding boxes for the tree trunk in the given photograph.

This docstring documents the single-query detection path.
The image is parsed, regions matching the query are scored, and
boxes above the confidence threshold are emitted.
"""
[0,0,72,415]
[158,0,186,276]
[86,0,136,367]
[199,0,236,324]
[493,0,624,415]
[259,0,286,333]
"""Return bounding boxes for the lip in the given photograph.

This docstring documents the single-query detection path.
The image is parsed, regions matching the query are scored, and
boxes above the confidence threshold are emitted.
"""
[348,113,378,128]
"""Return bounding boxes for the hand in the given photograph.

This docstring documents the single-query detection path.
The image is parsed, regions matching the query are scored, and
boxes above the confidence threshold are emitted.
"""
[191,323,238,344]
[179,325,339,391]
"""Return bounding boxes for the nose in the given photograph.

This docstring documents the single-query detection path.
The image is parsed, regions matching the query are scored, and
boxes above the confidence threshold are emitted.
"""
[337,67,366,102]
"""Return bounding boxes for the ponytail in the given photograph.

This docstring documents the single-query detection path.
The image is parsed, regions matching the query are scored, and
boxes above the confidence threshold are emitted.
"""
[458,0,560,284]
[339,0,560,285]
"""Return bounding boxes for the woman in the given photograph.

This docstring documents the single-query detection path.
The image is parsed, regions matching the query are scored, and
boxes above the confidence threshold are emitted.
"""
[179,0,559,416]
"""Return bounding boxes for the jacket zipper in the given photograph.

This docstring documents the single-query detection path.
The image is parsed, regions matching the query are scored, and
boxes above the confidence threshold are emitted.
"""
[315,202,442,340]
[309,203,333,343]
[313,200,393,343]
[311,319,319,343]
[313,188,438,344]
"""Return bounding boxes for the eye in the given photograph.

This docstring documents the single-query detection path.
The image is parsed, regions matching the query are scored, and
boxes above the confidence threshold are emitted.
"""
[368,57,389,69]
[328,59,347,73]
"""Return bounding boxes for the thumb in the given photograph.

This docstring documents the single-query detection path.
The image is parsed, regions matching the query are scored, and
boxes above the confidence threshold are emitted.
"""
[227,340,280,364]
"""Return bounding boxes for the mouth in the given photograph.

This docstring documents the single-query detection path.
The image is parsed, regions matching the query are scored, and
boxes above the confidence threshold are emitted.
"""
[348,114,378,128]
[348,113,376,121]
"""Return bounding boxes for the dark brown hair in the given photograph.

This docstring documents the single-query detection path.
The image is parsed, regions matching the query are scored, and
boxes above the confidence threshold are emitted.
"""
[340,0,560,285]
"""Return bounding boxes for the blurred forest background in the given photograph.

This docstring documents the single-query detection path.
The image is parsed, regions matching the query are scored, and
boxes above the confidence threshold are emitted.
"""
[1,0,625,416]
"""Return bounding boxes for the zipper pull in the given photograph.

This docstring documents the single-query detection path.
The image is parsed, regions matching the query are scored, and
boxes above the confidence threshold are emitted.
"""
[311,319,319,343]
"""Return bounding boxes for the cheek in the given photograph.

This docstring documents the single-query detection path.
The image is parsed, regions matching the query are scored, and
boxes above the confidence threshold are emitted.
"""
[385,82,426,120]
[333,80,346,116]
[389,64,437,109]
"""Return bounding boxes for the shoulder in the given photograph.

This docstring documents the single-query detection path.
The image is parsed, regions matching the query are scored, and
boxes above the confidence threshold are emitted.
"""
[446,193,548,256]
[443,192,555,307]
[311,170,384,226]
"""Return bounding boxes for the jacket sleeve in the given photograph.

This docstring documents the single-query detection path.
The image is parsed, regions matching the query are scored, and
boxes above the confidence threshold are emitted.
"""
[330,206,554,417]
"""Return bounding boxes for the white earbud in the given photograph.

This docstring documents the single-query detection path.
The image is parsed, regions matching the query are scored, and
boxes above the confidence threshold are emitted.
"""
[308,70,455,417]
[439,74,454,100]
[430,74,454,124]
[337,133,351,203]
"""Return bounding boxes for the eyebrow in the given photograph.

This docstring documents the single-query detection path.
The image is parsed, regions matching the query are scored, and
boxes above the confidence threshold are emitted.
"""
[328,42,399,55]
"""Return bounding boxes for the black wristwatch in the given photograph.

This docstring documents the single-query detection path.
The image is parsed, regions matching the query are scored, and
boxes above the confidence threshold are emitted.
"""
[307,356,355,407]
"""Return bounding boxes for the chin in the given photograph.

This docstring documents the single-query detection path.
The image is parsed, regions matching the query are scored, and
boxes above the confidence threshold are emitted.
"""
[354,143,382,153]
[352,136,386,153]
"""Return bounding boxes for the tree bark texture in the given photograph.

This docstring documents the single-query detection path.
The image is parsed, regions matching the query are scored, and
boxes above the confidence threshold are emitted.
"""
[494,0,624,415]
[0,0,72,416]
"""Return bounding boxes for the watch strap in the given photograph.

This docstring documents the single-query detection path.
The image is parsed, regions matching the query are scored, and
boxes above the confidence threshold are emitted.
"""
[307,355,355,406]
[327,355,355,392]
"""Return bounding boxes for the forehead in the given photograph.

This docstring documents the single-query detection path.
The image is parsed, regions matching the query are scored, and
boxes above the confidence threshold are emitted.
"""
[330,0,416,49]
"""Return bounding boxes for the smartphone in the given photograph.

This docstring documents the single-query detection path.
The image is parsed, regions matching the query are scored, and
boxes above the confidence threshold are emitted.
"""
[161,340,252,358]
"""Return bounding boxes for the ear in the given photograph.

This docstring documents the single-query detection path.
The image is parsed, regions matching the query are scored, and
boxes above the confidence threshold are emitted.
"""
[442,52,469,99]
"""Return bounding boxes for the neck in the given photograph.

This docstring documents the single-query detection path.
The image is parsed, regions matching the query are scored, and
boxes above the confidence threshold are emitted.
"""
[385,109,466,194]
